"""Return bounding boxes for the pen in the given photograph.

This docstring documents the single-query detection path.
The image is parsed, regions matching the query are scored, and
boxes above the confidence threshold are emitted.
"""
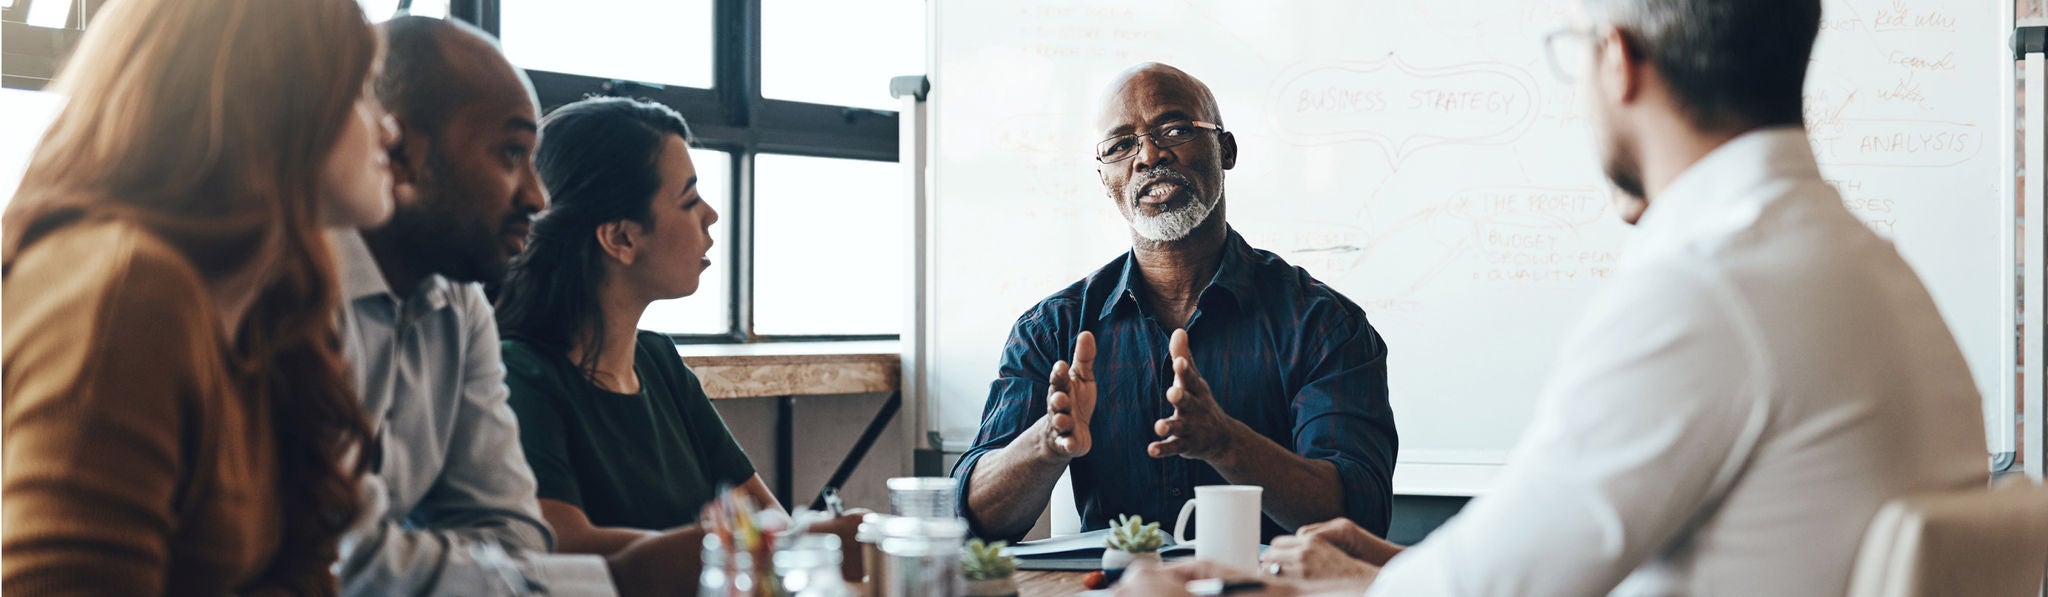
[1184,578,1265,596]
[822,486,845,517]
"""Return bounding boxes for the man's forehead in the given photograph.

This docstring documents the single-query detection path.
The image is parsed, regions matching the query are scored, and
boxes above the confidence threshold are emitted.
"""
[438,47,538,131]
[444,84,536,131]
[1098,73,1215,131]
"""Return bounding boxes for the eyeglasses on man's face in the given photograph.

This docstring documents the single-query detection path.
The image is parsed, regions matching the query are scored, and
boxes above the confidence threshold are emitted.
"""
[1095,120,1225,164]
[1543,27,1598,83]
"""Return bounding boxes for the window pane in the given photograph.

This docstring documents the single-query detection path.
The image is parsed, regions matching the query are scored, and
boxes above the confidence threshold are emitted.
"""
[501,0,713,89]
[753,154,902,335]
[407,0,448,19]
[353,1,447,23]
[640,149,733,335]
[762,0,922,111]
[25,0,67,27]
[1,89,64,213]
[356,0,400,21]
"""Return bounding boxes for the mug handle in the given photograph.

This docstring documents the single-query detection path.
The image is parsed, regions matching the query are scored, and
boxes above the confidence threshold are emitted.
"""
[1174,499,1198,545]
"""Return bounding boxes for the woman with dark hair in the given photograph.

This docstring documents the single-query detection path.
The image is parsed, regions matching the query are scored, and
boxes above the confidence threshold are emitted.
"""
[497,96,800,556]
[1,0,391,593]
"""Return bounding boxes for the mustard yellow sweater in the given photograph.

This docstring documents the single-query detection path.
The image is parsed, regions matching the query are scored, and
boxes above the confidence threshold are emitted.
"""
[4,220,288,595]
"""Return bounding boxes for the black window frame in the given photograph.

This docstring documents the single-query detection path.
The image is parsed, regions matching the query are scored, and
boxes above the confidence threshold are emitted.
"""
[4,0,906,344]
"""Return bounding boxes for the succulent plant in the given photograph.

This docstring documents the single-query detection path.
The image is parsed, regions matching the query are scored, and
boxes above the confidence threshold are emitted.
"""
[962,539,1018,581]
[1105,514,1165,553]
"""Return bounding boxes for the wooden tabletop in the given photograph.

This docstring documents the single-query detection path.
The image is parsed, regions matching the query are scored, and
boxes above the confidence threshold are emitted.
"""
[1016,570,1094,596]
[673,341,901,400]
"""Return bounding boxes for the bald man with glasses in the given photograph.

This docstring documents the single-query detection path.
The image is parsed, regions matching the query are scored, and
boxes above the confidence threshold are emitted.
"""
[949,62,1398,543]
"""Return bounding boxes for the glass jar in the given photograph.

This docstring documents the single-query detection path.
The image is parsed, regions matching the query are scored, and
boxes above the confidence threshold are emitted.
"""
[855,513,893,597]
[878,516,967,597]
[701,533,760,597]
[884,477,956,519]
[772,533,852,597]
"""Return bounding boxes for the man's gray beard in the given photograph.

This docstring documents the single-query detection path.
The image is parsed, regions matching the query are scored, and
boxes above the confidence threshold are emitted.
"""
[1130,194,1217,242]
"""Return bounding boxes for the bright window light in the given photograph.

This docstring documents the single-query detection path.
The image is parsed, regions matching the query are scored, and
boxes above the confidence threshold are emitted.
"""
[356,0,400,21]
[356,0,447,22]
[501,0,713,89]
[26,0,70,28]
[1,89,67,213]
[762,0,923,111]
[751,154,904,336]
[406,0,448,19]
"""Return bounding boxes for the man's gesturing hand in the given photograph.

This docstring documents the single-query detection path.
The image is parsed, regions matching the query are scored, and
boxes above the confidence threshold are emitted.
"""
[1042,331,1098,459]
[1149,328,1247,461]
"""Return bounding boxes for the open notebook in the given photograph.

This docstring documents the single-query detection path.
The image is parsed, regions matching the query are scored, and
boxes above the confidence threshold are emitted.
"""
[1008,529,1196,571]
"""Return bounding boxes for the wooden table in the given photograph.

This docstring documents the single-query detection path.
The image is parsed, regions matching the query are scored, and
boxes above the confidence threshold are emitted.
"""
[1016,570,1093,596]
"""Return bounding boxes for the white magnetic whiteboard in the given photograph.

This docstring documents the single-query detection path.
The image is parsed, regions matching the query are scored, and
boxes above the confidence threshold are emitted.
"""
[926,0,2011,492]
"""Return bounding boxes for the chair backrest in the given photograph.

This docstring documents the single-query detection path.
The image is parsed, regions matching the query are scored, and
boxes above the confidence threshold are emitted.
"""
[1848,478,2048,597]
[1052,466,1080,536]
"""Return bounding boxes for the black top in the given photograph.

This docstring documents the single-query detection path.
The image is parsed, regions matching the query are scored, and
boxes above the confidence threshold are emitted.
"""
[503,330,756,529]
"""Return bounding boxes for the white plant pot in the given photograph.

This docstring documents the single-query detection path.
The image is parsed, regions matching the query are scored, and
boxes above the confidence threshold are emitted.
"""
[1101,549,1161,571]
[964,576,1018,597]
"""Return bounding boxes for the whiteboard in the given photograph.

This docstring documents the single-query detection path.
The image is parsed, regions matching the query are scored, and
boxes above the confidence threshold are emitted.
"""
[926,0,2011,491]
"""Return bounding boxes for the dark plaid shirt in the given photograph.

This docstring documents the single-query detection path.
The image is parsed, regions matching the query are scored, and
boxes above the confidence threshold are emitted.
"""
[952,228,1397,542]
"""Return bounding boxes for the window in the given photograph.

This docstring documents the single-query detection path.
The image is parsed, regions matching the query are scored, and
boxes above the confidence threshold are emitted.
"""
[1,0,910,343]
[761,0,922,111]
[0,88,63,212]
[752,154,902,335]
[356,0,449,22]
[639,149,733,335]
[505,0,905,342]
[501,0,713,89]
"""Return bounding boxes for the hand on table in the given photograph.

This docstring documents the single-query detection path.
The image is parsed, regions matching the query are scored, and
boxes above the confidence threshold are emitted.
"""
[1113,560,1299,597]
[1042,331,1098,459]
[1261,533,1381,581]
[1149,329,1249,461]
[1296,518,1401,566]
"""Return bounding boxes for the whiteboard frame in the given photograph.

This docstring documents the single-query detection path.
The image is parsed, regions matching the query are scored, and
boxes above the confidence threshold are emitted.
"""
[1998,0,2023,476]
[2023,14,2043,480]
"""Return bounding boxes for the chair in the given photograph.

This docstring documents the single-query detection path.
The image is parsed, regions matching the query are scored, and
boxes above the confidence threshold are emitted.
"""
[1052,466,1080,536]
[1847,477,2048,597]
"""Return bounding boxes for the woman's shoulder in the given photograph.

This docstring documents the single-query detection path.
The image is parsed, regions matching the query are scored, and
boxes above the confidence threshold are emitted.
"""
[631,330,705,389]
[499,336,578,394]
[8,219,214,346]
[4,219,224,425]
[631,330,685,365]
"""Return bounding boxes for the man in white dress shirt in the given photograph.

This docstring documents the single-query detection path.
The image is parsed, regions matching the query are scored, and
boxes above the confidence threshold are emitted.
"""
[1119,0,1989,595]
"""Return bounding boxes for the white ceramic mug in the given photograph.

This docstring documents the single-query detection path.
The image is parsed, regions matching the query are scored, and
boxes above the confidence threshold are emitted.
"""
[1173,485,1262,572]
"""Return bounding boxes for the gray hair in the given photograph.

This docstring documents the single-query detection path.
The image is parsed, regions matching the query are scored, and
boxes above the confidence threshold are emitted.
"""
[1584,0,1821,129]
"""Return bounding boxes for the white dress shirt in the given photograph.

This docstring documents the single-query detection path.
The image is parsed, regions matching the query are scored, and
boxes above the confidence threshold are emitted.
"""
[1367,128,1988,597]
[330,231,616,596]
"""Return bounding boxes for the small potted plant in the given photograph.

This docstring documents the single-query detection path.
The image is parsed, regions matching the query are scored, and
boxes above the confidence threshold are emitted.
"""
[962,539,1020,597]
[1101,514,1165,571]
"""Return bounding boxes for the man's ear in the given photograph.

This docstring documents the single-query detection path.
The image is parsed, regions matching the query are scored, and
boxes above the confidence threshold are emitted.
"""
[388,118,428,206]
[1218,131,1238,171]
[594,220,638,266]
[1597,26,1644,106]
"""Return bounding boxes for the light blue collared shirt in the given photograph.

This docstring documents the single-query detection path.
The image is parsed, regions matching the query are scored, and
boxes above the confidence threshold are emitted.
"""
[330,231,614,596]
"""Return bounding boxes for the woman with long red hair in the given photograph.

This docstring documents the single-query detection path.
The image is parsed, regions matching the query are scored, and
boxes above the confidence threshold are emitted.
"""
[2,0,395,593]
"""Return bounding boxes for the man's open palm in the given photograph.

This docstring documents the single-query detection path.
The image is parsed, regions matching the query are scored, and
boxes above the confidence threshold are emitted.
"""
[1149,328,1241,461]
[1045,331,1098,458]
